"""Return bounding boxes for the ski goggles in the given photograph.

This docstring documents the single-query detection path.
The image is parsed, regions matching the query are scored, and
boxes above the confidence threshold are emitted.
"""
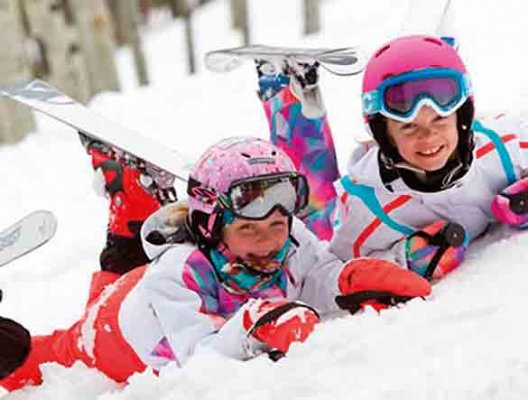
[362,68,471,123]
[188,172,309,220]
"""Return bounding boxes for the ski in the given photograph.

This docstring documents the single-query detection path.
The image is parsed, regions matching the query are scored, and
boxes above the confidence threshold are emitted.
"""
[399,0,456,44]
[0,80,192,184]
[205,44,365,76]
[0,210,58,267]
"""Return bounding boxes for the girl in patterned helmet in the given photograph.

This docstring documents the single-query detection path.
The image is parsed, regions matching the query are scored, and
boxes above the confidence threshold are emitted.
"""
[1,137,430,392]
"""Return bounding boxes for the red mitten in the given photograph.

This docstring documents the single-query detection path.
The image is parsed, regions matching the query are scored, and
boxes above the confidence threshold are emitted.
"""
[242,299,320,355]
[336,258,432,314]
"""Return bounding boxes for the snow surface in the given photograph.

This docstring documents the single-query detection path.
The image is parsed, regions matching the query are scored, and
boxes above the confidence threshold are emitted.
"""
[1,0,528,398]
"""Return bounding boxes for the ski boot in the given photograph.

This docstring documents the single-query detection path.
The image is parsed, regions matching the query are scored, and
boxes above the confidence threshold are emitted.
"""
[256,57,325,119]
[255,59,290,101]
[79,133,177,275]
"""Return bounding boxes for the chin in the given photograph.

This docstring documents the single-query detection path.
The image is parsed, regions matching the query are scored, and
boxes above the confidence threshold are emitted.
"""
[422,160,450,172]
[410,156,447,171]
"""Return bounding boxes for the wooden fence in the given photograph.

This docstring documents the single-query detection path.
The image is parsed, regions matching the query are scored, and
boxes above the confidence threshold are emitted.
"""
[0,0,321,143]
[0,0,119,143]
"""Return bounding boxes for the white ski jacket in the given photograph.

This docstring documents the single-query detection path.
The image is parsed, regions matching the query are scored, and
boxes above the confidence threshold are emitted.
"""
[117,207,344,370]
[330,114,528,265]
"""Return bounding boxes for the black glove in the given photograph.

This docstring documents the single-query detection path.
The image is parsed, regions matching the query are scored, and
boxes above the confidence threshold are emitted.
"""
[0,317,31,379]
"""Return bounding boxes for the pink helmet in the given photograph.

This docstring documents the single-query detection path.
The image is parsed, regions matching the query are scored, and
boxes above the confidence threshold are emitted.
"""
[187,137,298,245]
[362,35,468,94]
[362,35,475,164]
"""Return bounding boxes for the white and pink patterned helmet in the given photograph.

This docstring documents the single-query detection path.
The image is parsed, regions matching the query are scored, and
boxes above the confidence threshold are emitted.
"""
[187,137,301,245]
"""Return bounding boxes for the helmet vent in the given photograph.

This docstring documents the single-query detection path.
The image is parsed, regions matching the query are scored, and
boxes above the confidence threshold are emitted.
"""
[374,44,390,58]
[424,37,443,46]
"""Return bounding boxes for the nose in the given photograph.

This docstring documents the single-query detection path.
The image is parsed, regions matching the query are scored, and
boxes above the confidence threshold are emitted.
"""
[417,125,438,141]
[252,226,281,253]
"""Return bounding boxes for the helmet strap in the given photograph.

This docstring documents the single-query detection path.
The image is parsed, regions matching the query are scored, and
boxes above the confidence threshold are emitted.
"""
[190,209,225,252]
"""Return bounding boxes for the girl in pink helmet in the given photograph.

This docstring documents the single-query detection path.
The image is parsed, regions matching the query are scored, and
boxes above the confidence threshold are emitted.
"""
[259,34,528,281]
[0,137,429,392]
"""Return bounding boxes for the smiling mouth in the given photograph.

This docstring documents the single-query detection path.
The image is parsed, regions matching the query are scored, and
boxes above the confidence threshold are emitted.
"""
[417,145,444,157]
[247,252,276,262]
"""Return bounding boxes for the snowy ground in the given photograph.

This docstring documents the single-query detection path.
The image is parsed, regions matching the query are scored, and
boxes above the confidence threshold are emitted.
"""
[1,0,528,399]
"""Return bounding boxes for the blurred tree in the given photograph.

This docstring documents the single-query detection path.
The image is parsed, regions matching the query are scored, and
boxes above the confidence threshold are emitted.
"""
[303,0,320,35]
[20,0,91,102]
[126,0,196,74]
[159,0,196,74]
[106,0,133,45]
[67,0,120,95]
[167,0,184,18]
[0,0,35,143]
[138,0,150,22]
[106,0,149,85]
[128,0,149,85]
[179,0,196,74]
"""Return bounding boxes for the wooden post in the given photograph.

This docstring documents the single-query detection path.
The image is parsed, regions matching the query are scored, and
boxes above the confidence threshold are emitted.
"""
[167,0,180,18]
[303,0,320,35]
[105,0,128,45]
[106,0,149,85]
[230,0,249,45]
[67,0,120,96]
[105,0,130,45]
[230,0,242,29]
[183,12,195,74]
[21,0,91,102]
[128,0,149,85]
[176,0,196,75]
[138,0,151,23]
[0,0,35,143]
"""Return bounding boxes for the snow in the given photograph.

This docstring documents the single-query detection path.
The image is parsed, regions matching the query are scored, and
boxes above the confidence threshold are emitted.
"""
[1,0,528,398]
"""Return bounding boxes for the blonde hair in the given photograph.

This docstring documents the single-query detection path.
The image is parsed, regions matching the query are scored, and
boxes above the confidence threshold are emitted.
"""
[165,200,190,228]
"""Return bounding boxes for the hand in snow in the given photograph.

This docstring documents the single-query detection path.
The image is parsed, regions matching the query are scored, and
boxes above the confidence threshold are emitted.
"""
[335,258,431,314]
[405,220,468,281]
[242,298,320,357]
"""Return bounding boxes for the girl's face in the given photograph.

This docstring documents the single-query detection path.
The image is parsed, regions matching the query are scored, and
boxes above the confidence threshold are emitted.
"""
[386,106,459,171]
[222,210,290,262]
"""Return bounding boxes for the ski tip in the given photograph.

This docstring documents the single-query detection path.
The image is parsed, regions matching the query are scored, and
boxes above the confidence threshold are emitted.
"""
[0,210,58,267]
[29,210,58,240]
[0,79,49,95]
[204,51,245,73]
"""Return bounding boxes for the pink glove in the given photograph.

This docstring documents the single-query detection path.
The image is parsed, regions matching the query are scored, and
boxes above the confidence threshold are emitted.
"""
[335,258,432,314]
[491,177,528,228]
